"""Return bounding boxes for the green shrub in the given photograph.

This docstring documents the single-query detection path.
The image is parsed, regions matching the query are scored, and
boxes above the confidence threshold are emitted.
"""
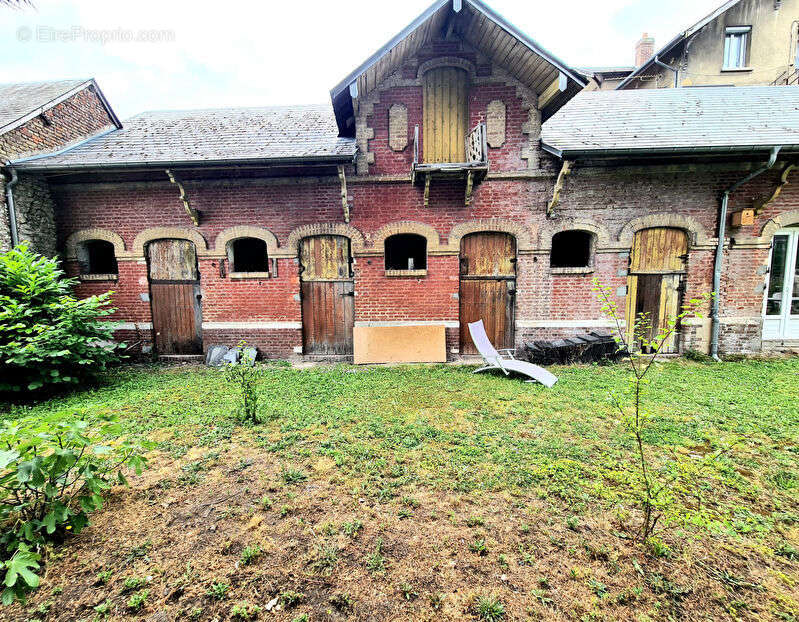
[223,343,261,423]
[0,244,123,393]
[0,414,147,604]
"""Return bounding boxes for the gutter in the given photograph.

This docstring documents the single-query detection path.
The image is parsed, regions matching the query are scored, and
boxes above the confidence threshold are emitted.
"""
[709,146,781,361]
[653,56,680,87]
[3,167,20,247]
[540,143,799,159]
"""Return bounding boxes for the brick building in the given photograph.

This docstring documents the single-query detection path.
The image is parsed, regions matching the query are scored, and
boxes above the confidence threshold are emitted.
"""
[3,0,799,361]
[0,79,119,255]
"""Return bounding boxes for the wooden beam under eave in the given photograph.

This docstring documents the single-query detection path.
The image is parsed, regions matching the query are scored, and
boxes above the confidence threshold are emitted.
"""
[338,165,350,223]
[538,73,566,110]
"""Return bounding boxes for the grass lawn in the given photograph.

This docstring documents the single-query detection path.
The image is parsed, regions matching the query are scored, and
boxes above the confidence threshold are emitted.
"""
[1,358,798,621]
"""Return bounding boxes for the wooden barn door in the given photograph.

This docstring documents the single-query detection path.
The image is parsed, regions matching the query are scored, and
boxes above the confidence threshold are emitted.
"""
[147,239,203,355]
[300,235,354,355]
[459,232,516,355]
[626,228,688,353]
[422,67,469,163]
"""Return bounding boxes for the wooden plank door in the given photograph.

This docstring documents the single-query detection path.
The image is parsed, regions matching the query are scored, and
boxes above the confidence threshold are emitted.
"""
[147,239,203,355]
[459,232,516,355]
[422,67,469,163]
[626,228,688,353]
[300,235,354,355]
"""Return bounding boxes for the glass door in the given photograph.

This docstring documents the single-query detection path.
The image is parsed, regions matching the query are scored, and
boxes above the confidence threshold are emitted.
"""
[762,229,799,340]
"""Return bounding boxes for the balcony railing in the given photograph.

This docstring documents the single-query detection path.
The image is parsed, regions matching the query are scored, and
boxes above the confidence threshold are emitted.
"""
[411,123,489,206]
[772,68,799,85]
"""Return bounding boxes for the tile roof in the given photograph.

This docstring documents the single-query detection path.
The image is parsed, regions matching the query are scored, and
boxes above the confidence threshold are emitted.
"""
[15,104,356,170]
[542,86,799,156]
[0,79,92,133]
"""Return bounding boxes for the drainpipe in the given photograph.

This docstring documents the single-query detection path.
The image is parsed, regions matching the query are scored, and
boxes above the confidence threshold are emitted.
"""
[653,56,679,87]
[710,147,781,361]
[3,167,20,247]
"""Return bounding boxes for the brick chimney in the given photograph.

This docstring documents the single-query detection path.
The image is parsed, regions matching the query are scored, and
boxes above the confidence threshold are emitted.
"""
[635,33,655,67]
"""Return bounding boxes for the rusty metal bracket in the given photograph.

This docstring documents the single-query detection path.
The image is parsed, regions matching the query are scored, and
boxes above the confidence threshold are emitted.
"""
[165,169,199,226]
[546,159,572,218]
[337,165,350,223]
[465,170,474,206]
[754,162,796,215]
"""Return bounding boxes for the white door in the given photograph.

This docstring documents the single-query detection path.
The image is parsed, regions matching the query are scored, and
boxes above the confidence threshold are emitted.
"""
[762,229,799,340]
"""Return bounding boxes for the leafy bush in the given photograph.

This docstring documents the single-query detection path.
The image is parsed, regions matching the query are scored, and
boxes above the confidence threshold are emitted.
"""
[223,343,261,423]
[0,244,123,393]
[0,414,147,604]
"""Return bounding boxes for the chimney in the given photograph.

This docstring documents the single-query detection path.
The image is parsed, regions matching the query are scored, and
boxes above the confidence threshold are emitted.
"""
[634,33,655,67]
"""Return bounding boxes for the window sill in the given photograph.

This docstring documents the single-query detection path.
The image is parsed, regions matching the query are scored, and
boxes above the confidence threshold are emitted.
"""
[229,272,271,280]
[79,273,118,282]
[385,269,427,278]
[720,66,752,72]
[550,267,594,275]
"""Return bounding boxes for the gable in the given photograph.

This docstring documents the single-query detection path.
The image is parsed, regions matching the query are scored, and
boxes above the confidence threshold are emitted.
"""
[330,0,586,136]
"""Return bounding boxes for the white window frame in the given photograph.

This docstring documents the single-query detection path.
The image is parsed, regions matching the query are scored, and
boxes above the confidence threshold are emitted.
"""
[762,229,799,340]
[723,26,751,70]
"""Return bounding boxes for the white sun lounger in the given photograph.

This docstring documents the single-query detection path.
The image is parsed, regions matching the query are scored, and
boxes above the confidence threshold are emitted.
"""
[468,320,558,387]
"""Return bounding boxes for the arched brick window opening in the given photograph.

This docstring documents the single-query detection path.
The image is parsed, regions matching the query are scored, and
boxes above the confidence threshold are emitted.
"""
[385,233,427,271]
[77,239,118,275]
[550,230,593,268]
[228,238,268,273]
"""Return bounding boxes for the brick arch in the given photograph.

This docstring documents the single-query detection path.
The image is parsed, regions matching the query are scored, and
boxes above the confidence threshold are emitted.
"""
[64,229,126,260]
[369,221,444,253]
[417,57,476,79]
[285,223,367,255]
[213,226,279,257]
[759,209,799,239]
[538,220,613,250]
[448,219,534,252]
[618,214,712,248]
[132,227,208,257]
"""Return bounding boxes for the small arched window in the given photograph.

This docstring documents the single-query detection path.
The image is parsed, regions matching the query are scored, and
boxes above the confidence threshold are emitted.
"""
[385,233,427,272]
[77,239,118,276]
[550,230,593,269]
[228,237,269,273]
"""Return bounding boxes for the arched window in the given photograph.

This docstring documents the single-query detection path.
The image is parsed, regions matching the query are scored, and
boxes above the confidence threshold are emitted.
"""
[77,239,118,276]
[228,238,269,273]
[550,230,593,269]
[385,233,427,272]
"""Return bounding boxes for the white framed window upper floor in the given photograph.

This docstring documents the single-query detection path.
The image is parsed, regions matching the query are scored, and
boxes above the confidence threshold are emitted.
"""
[762,228,799,340]
[723,26,751,70]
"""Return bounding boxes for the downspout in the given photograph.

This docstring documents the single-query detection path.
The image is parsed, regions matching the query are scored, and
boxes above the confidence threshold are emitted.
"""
[653,56,679,87]
[3,167,20,247]
[710,147,781,361]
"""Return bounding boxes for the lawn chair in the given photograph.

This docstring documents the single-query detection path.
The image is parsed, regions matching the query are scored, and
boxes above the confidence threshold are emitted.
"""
[468,320,558,388]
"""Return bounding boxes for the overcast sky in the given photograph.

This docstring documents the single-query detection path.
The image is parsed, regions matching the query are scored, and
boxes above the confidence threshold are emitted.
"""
[2,0,725,119]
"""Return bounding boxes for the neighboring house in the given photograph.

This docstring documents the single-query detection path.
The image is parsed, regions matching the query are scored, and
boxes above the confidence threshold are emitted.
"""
[0,79,120,255]
[2,0,799,363]
[617,0,799,89]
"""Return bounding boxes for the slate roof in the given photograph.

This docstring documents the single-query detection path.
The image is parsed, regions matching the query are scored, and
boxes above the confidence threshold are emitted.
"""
[0,79,98,134]
[15,105,357,170]
[541,86,799,157]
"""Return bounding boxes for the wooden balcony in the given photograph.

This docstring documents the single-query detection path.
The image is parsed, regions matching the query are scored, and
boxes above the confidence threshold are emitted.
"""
[411,123,489,206]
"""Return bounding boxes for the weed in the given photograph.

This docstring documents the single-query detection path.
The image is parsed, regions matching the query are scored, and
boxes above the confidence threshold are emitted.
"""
[430,592,444,609]
[240,544,262,566]
[127,589,148,611]
[538,577,551,589]
[95,570,113,585]
[398,581,418,600]
[223,342,261,424]
[292,615,309,622]
[775,541,798,560]
[93,599,112,616]
[121,576,147,592]
[498,554,509,569]
[566,515,580,530]
[124,540,152,565]
[615,586,643,604]
[281,467,308,484]
[260,496,273,509]
[401,496,420,508]
[474,595,505,621]
[309,542,339,575]
[188,607,203,619]
[342,519,363,537]
[207,581,230,600]
[588,577,608,598]
[231,602,261,619]
[330,592,354,611]
[398,507,413,519]
[367,538,385,573]
[467,516,485,527]
[280,590,305,608]
[646,536,672,558]
[532,589,553,606]
[470,538,488,556]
